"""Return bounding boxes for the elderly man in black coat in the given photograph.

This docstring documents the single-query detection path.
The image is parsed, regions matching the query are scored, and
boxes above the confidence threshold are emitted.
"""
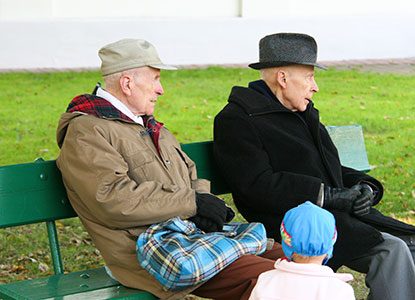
[214,33,415,300]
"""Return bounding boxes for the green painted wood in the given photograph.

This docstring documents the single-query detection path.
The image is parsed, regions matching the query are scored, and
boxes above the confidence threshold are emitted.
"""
[43,286,158,299]
[326,125,370,172]
[181,125,371,196]
[46,221,64,275]
[0,267,156,300]
[181,141,230,195]
[0,160,76,228]
[0,125,369,299]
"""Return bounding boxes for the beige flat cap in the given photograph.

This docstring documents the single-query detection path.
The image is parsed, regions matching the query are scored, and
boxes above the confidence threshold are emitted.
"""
[99,38,177,76]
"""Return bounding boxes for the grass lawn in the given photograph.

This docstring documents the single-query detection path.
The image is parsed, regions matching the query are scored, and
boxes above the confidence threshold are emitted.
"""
[1,66,415,299]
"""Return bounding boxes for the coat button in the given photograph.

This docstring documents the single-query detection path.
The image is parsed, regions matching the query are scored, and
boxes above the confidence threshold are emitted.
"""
[165,160,171,165]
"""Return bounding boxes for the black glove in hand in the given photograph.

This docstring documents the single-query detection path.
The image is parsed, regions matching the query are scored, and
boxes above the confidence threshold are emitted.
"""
[323,186,361,212]
[189,215,222,233]
[225,206,235,223]
[352,183,375,217]
[189,192,231,232]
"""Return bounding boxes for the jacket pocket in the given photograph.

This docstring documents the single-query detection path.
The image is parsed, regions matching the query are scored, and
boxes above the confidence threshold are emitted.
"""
[124,149,155,182]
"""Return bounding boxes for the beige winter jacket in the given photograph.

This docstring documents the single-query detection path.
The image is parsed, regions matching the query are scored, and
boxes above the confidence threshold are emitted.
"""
[56,112,210,299]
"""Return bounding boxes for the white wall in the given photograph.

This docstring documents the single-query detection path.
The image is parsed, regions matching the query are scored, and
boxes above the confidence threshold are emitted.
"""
[242,0,415,17]
[0,0,414,71]
[0,0,242,19]
[2,0,415,19]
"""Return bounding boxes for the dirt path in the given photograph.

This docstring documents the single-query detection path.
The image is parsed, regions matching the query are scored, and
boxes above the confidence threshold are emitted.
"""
[322,58,415,74]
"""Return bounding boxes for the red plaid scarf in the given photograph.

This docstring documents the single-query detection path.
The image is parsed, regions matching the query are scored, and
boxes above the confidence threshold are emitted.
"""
[67,94,134,122]
[67,94,164,155]
[142,115,164,155]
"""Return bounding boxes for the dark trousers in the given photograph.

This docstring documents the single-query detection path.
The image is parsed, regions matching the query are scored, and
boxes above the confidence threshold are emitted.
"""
[193,243,284,300]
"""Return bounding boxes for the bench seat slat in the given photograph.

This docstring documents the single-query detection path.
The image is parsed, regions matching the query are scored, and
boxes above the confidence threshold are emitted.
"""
[43,286,158,300]
[0,267,156,300]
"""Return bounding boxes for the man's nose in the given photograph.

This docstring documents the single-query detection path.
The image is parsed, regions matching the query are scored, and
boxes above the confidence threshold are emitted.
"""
[156,82,164,95]
[312,79,319,93]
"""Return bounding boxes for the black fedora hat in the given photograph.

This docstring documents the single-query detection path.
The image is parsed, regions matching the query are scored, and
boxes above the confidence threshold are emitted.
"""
[249,33,327,70]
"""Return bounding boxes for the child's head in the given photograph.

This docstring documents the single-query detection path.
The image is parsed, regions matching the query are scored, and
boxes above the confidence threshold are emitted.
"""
[280,201,337,264]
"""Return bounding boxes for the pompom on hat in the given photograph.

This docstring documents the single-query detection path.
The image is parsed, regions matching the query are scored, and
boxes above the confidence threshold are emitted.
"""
[280,201,337,264]
[99,38,177,76]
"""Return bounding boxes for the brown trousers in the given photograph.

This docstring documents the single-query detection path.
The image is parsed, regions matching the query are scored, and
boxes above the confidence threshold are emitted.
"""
[193,243,284,300]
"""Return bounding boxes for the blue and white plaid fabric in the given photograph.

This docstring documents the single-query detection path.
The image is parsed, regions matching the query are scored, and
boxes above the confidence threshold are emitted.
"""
[136,217,267,291]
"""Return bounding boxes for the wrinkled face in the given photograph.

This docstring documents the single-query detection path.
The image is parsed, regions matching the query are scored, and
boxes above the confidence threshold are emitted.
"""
[280,65,319,112]
[126,66,164,116]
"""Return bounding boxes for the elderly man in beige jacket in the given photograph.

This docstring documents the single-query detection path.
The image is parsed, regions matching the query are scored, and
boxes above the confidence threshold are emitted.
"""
[56,38,284,300]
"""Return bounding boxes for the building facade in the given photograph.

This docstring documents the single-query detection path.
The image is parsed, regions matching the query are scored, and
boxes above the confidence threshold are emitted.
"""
[1,0,414,70]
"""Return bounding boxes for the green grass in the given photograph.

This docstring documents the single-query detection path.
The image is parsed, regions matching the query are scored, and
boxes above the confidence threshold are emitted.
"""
[1,67,415,298]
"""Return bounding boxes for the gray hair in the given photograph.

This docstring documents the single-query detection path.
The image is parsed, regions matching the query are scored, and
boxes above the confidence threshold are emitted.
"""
[103,68,143,91]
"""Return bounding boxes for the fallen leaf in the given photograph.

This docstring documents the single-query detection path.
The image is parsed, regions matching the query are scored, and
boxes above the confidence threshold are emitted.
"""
[56,221,64,229]
[11,265,26,273]
[38,263,49,272]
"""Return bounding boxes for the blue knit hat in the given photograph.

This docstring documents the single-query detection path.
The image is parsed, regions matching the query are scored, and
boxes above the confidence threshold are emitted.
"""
[280,201,337,264]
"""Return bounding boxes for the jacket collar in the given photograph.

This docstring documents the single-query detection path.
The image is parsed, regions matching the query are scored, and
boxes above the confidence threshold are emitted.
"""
[96,86,144,125]
[248,79,280,103]
[66,94,135,122]
[228,80,315,116]
[228,80,293,115]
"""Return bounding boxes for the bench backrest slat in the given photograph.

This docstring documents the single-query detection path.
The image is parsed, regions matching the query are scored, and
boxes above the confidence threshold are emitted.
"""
[180,141,230,195]
[0,125,370,229]
[0,125,370,275]
[183,125,370,195]
[326,125,370,172]
[0,160,76,228]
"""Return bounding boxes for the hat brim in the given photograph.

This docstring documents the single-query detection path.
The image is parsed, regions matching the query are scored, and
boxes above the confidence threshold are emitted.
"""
[149,63,177,71]
[248,61,327,71]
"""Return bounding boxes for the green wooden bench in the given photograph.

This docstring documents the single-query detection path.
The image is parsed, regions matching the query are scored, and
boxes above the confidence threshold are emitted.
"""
[0,125,369,300]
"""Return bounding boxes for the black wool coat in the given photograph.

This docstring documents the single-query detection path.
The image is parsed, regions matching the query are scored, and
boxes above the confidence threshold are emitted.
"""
[213,81,386,270]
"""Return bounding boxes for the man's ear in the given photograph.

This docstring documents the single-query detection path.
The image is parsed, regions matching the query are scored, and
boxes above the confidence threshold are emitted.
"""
[119,74,133,96]
[276,70,287,88]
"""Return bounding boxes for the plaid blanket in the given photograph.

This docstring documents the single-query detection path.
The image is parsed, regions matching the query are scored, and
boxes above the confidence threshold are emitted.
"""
[136,217,267,291]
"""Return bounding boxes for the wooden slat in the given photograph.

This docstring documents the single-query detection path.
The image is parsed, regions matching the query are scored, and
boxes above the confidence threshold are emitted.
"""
[0,267,156,300]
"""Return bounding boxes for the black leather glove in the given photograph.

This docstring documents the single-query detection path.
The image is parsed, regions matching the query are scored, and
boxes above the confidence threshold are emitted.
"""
[225,206,235,223]
[188,192,232,232]
[323,185,361,212]
[352,183,375,217]
[189,208,235,233]
[189,215,222,233]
